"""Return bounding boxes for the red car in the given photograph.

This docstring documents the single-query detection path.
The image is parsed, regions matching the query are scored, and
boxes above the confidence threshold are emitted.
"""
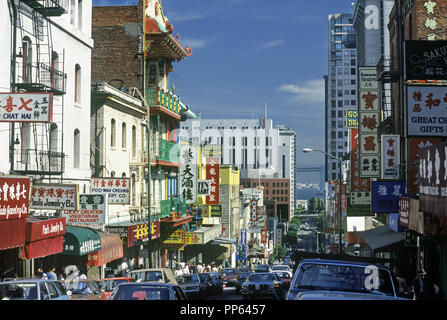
[99,277,136,299]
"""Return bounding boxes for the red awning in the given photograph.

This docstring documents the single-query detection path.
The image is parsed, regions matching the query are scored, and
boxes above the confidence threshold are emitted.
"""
[86,232,123,266]
[0,218,26,250]
[22,236,64,260]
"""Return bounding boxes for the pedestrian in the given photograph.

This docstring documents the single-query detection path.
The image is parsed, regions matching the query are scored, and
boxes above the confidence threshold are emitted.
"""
[206,264,211,272]
[182,263,189,275]
[392,266,407,297]
[46,266,57,280]
[35,266,46,279]
[196,263,204,274]
[212,265,218,272]
[191,262,197,274]
[412,269,435,300]
[174,267,183,277]
[120,259,129,276]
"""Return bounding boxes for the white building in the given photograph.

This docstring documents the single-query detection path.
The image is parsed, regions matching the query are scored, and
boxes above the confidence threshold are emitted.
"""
[0,0,93,194]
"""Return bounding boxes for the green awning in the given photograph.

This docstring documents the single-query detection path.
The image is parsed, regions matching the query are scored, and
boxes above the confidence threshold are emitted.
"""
[62,226,101,256]
[252,245,263,252]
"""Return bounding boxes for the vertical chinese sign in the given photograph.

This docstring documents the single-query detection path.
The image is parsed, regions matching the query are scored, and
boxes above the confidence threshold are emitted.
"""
[180,145,197,205]
[205,157,220,205]
[381,135,400,180]
[250,199,258,222]
[358,66,381,178]
[0,93,53,122]
[408,138,440,195]
[350,129,370,191]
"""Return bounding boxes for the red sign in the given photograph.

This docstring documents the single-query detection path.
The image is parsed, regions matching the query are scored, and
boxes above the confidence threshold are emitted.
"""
[350,129,370,191]
[261,230,268,243]
[127,220,160,247]
[25,217,66,242]
[0,176,31,220]
[206,158,220,205]
[399,197,410,227]
[250,199,258,221]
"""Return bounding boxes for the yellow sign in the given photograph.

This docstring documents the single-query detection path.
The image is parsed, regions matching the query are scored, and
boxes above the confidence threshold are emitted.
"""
[184,232,194,245]
[346,110,358,128]
[162,230,185,244]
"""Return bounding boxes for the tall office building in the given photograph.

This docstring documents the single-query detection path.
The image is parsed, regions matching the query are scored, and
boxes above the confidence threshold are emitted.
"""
[326,13,357,181]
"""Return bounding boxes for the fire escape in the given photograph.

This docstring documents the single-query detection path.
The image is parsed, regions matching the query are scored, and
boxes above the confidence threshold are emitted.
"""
[11,0,67,177]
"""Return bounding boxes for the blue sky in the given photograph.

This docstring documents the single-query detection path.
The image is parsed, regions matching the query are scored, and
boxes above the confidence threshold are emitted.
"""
[92,0,354,183]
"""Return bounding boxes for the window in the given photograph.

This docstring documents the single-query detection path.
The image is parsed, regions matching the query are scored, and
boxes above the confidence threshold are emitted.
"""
[22,37,32,82]
[74,129,80,168]
[75,64,81,103]
[122,122,127,149]
[78,0,82,31]
[351,68,356,75]
[111,119,116,147]
[50,124,58,166]
[132,125,136,158]
[70,0,75,25]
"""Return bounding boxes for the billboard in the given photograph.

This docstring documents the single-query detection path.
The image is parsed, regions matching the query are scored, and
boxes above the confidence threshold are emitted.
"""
[91,178,130,204]
[0,92,53,122]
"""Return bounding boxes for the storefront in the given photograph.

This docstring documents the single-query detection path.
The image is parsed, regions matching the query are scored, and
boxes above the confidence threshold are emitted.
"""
[87,232,123,279]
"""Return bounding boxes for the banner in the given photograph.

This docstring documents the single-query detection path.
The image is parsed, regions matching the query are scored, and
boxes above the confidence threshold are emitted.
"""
[408,138,440,195]
[205,157,220,205]
[62,194,107,227]
[180,145,198,204]
[91,178,130,204]
[0,92,53,122]
[0,176,31,220]
[350,129,370,191]
[31,183,79,211]
[381,135,400,179]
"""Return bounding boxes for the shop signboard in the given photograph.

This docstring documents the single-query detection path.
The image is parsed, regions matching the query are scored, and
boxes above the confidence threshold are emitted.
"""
[180,145,197,204]
[350,129,370,191]
[31,183,79,211]
[25,217,66,242]
[197,180,210,196]
[250,199,258,221]
[91,178,130,204]
[203,144,222,157]
[0,92,53,122]
[407,86,447,137]
[201,205,222,217]
[371,181,407,213]
[388,213,406,233]
[162,230,185,244]
[350,191,371,206]
[346,110,358,128]
[399,197,410,227]
[408,138,440,195]
[261,230,268,243]
[381,135,400,179]
[405,40,447,80]
[205,157,220,205]
[241,228,247,246]
[61,194,107,227]
[0,176,31,220]
[405,230,418,247]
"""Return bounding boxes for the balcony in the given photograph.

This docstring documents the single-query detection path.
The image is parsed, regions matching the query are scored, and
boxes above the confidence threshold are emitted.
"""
[16,62,67,95]
[146,88,181,119]
[160,198,187,219]
[14,149,65,175]
[158,139,179,165]
[20,0,68,16]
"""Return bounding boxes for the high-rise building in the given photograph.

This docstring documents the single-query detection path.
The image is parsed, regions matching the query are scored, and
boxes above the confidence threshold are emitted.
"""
[326,13,357,182]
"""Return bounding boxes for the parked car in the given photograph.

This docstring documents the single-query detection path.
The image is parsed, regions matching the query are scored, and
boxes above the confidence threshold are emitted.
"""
[218,268,239,287]
[286,259,408,300]
[61,279,106,300]
[235,271,251,293]
[254,264,272,273]
[273,271,293,290]
[176,274,202,299]
[127,268,177,285]
[0,279,71,300]
[198,273,214,296]
[208,272,223,294]
[108,282,188,300]
[240,272,284,300]
[271,264,291,272]
[99,277,136,299]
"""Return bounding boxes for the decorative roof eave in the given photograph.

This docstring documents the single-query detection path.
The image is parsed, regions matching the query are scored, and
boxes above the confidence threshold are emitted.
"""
[145,33,192,60]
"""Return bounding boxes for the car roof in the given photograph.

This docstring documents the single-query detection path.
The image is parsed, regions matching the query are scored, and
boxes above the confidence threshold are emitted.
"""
[299,259,388,269]
[115,282,175,287]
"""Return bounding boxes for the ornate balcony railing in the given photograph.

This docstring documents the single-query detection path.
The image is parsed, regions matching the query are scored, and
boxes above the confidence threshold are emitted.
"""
[158,139,179,163]
[146,87,181,117]
[160,197,187,219]
[16,62,67,95]
[14,149,65,175]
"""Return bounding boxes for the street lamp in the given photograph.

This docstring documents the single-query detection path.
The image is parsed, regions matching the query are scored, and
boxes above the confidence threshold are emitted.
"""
[302,148,343,256]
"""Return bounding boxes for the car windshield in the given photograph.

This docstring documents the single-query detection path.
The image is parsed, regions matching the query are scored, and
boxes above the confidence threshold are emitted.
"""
[248,274,276,282]
[220,269,237,275]
[64,281,94,294]
[239,273,250,280]
[293,263,395,297]
[275,272,291,279]
[145,271,163,282]
[0,283,39,300]
[113,286,171,300]
[178,275,199,284]
[198,274,210,281]
[101,279,130,292]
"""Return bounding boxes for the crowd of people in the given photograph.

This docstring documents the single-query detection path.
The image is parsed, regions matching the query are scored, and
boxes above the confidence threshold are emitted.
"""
[392,266,444,300]
[173,262,220,277]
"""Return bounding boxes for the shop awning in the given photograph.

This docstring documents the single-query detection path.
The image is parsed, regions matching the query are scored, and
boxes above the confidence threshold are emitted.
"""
[0,218,26,250]
[356,225,405,251]
[86,232,123,266]
[22,217,66,260]
[62,226,101,256]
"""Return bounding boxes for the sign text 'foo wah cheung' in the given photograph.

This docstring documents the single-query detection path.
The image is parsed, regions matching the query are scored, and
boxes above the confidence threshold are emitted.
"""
[91,178,130,204]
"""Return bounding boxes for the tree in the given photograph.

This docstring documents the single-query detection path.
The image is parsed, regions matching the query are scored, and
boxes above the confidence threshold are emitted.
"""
[317,198,325,212]
[309,197,318,212]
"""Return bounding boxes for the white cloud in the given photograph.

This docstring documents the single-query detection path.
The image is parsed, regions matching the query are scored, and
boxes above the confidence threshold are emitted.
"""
[181,38,209,49]
[260,40,284,49]
[277,79,325,103]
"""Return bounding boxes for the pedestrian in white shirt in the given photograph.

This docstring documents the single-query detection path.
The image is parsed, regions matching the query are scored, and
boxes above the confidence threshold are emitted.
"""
[197,264,204,273]
[182,264,190,275]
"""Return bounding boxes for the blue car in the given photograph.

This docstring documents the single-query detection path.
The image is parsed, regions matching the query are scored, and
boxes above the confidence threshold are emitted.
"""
[108,282,188,300]
[0,279,71,300]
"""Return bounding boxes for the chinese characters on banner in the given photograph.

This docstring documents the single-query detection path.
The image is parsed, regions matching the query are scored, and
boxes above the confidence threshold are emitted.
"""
[31,183,79,210]
[350,129,370,191]
[371,181,407,213]
[250,199,258,222]
[399,197,410,227]
[0,93,53,122]
[0,176,31,220]
[358,66,381,178]
[261,230,268,243]
[180,145,197,205]
[91,178,130,204]
[381,135,400,179]
[61,194,108,227]
[205,157,220,205]
[407,86,447,136]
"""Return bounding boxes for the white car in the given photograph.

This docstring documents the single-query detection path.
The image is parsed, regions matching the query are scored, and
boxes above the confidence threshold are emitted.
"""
[271,264,291,272]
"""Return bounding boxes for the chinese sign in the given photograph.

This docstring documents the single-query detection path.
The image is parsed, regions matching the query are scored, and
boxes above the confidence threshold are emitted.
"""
[381,135,400,179]
[180,145,197,205]
[250,199,258,221]
[127,220,160,247]
[405,40,447,79]
[0,176,30,220]
[407,86,447,136]
[350,129,370,191]
[399,197,410,228]
[358,66,381,178]
[205,157,220,205]
[261,230,268,243]
[408,138,440,195]
[162,230,185,244]
[371,181,407,213]
[201,205,222,217]
[0,92,53,122]
[346,110,358,128]
[418,141,447,217]
[61,194,108,227]
[241,228,247,246]
[91,178,130,204]
[197,180,210,196]
[350,191,371,206]
[203,145,222,157]
[31,183,79,211]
